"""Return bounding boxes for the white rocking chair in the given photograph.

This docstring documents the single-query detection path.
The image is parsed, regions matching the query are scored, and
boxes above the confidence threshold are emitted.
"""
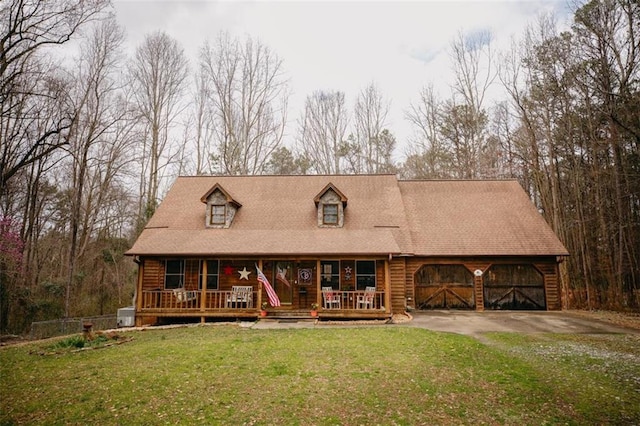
[356,286,377,309]
[322,287,341,309]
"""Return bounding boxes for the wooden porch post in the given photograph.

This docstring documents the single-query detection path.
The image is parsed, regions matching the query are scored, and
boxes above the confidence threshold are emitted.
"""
[316,259,321,310]
[384,257,391,314]
[257,260,263,310]
[134,258,144,327]
[200,260,207,323]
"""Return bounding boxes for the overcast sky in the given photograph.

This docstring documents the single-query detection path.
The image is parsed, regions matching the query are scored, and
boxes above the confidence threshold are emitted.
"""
[112,0,575,159]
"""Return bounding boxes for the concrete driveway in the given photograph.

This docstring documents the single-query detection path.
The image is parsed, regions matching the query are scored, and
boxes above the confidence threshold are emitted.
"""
[404,310,638,336]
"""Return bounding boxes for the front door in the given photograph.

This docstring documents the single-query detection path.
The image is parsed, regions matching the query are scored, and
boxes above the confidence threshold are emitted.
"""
[273,261,293,305]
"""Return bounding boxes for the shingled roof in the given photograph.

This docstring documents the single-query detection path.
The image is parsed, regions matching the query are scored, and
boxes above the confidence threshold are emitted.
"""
[126,175,568,257]
[399,180,568,256]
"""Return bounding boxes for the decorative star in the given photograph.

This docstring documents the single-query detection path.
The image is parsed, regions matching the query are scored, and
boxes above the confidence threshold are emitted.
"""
[344,266,352,274]
[238,267,251,280]
[223,265,234,275]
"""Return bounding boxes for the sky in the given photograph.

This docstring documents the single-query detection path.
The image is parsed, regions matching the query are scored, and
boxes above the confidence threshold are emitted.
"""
[112,0,575,159]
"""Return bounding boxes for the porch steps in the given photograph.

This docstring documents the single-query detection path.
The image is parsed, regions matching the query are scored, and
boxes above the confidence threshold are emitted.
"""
[259,317,317,324]
[262,310,316,320]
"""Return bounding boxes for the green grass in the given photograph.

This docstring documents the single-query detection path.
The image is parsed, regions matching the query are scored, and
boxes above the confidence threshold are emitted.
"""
[1,325,639,425]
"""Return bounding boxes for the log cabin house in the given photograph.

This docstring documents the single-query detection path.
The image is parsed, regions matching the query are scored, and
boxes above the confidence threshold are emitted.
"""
[126,175,568,326]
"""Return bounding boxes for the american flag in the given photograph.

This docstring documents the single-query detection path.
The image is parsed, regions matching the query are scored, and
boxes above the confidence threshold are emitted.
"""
[256,264,280,307]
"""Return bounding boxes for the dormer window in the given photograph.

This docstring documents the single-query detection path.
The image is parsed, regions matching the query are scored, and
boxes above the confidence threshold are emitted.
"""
[201,184,241,229]
[323,204,339,225]
[210,204,226,225]
[314,183,347,228]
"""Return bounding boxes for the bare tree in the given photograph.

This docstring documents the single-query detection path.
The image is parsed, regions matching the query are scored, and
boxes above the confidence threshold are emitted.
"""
[0,0,109,196]
[190,68,216,174]
[62,17,134,318]
[130,31,189,220]
[489,101,520,178]
[495,2,640,310]
[571,0,640,306]
[445,30,497,178]
[0,0,109,331]
[404,85,452,178]
[351,83,395,173]
[200,32,289,175]
[297,90,349,174]
[450,30,495,117]
[404,31,496,180]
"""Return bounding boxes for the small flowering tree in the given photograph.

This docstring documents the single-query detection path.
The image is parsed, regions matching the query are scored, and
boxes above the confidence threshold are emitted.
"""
[0,217,25,332]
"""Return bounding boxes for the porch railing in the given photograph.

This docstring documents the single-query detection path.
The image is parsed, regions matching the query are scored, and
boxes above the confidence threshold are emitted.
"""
[140,289,257,311]
[321,290,385,310]
[139,289,385,312]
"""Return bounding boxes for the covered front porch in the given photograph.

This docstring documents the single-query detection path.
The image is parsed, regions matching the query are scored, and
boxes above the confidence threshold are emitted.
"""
[136,288,389,323]
[134,257,392,326]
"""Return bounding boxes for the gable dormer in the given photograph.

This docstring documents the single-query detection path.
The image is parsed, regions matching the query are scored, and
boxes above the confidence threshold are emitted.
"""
[200,184,242,228]
[314,183,347,228]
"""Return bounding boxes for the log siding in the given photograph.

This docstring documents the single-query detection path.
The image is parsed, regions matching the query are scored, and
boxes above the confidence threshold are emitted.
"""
[135,254,562,325]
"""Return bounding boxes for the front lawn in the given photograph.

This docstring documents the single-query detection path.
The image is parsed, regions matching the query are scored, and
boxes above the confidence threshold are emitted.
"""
[1,325,638,425]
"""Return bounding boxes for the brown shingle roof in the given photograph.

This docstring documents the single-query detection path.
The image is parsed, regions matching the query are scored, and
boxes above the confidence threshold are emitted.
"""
[126,175,568,257]
[398,180,569,256]
[128,174,412,256]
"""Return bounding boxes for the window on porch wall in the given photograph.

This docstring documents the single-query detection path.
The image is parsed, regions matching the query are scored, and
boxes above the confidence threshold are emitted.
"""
[165,260,184,289]
[199,260,220,290]
[356,260,376,290]
[321,260,340,290]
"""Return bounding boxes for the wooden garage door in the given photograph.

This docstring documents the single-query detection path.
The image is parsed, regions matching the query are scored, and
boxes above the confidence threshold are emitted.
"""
[483,264,545,310]
[415,264,474,309]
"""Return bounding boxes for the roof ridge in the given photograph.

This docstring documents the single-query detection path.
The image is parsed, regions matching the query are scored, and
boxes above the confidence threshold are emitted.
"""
[399,178,518,183]
[177,173,398,178]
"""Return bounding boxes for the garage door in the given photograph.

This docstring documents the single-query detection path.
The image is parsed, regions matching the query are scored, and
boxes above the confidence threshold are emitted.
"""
[415,265,474,309]
[483,264,546,310]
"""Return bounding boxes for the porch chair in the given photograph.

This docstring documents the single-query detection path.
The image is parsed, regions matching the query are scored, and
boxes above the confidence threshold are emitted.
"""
[322,286,341,309]
[226,286,254,308]
[173,288,197,303]
[356,286,377,309]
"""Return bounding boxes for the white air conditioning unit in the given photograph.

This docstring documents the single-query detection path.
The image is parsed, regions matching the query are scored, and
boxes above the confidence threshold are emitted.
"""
[117,306,135,328]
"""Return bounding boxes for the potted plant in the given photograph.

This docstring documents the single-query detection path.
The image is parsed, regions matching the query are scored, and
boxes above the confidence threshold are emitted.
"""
[260,301,268,317]
[310,303,319,317]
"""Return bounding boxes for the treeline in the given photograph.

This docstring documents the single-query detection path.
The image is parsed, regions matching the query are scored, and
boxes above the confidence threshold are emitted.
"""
[0,0,638,333]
